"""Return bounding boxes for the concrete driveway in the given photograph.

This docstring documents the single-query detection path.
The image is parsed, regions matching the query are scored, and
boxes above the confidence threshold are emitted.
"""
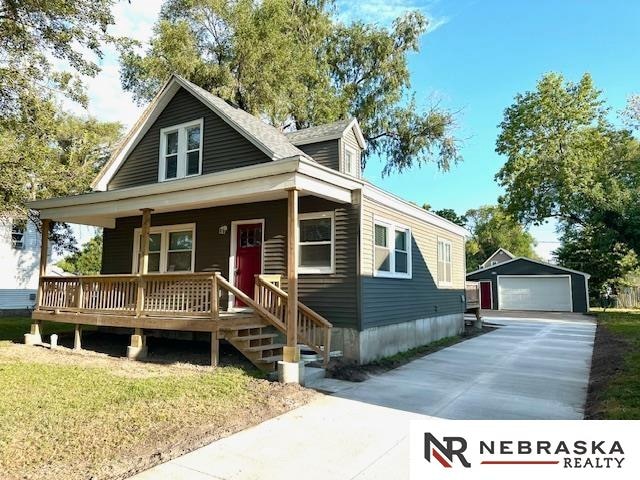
[335,314,596,419]
[131,314,596,479]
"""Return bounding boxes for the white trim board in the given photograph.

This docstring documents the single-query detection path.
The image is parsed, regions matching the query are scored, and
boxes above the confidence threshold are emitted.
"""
[228,219,265,310]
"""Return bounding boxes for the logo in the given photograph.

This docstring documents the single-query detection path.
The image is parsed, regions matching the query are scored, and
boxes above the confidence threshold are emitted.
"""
[424,433,471,468]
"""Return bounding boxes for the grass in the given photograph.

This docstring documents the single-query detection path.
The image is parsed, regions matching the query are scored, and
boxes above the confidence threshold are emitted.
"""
[589,310,640,419]
[0,317,313,480]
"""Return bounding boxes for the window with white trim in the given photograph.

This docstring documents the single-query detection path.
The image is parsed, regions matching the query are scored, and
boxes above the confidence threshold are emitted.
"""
[437,238,452,285]
[373,218,412,278]
[159,119,203,181]
[343,145,359,177]
[133,224,195,273]
[11,219,26,249]
[298,212,334,274]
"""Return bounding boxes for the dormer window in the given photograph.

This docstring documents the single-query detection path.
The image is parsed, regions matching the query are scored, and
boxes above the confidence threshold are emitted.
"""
[343,145,359,177]
[159,119,203,181]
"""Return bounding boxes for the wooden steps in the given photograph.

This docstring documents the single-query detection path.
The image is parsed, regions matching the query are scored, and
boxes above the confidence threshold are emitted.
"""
[222,314,284,371]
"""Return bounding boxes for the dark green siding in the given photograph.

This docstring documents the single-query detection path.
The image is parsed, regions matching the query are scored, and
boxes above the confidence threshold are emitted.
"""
[101,197,359,329]
[466,258,589,313]
[297,140,339,170]
[360,197,466,330]
[108,88,271,190]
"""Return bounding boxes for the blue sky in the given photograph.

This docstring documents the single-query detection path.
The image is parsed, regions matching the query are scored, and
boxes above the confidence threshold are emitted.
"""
[71,0,640,259]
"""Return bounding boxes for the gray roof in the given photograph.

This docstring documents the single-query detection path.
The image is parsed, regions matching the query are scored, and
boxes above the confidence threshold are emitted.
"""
[176,76,307,160]
[285,118,355,145]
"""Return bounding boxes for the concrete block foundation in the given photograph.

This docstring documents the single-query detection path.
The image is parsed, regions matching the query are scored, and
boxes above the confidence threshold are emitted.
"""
[332,312,464,364]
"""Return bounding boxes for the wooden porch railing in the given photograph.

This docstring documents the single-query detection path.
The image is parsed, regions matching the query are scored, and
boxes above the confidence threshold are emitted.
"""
[37,272,332,365]
[465,281,480,308]
[255,275,332,366]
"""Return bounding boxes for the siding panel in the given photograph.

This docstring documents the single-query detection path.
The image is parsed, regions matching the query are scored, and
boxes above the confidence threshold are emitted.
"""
[360,196,466,329]
[101,197,359,328]
[297,140,339,170]
[108,88,271,190]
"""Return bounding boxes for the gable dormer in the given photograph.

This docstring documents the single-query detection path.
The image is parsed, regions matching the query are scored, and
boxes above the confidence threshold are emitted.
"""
[481,248,515,269]
[285,118,366,178]
[93,75,306,191]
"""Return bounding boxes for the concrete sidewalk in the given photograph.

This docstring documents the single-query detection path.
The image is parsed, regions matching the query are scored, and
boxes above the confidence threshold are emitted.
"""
[131,395,429,480]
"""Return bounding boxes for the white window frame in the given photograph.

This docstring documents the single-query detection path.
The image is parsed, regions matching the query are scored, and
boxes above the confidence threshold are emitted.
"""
[342,145,359,177]
[158,118,203,182]
[373,216,412,279]
[132,223,196,274]
[437,237,453,286]
[298,211,335,274]
[11,220,26,250]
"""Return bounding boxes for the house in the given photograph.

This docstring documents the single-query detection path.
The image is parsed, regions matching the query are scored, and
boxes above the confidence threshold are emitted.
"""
[25,74,473,378]
[480,247,514,268]
[467,256,590,313]
[0,217,52,314]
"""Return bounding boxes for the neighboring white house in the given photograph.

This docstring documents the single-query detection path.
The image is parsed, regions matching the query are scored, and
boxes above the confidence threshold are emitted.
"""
[0,217,53,311]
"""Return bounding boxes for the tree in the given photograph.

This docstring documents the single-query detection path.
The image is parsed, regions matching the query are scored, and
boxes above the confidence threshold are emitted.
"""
[495,72,640,253]
[465,205,537,272]
[119,0,460,175]
[433,208,467,227]
[623,94,640,130]
[554,223,634,298]
[0,97,122,252]
[57,234,103,274]
[0,0,120,117]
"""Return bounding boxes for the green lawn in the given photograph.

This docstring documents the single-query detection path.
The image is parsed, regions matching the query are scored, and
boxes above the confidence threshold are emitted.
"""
[591,310,640,419]
[0,317,312,480]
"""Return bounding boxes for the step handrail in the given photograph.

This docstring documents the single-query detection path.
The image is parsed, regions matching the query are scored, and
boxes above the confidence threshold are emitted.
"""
[255,275,332,366]
[214,274,286,333]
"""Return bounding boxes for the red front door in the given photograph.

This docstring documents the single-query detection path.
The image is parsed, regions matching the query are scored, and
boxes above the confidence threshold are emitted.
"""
[480,281,492,309]
[234,223,263,306]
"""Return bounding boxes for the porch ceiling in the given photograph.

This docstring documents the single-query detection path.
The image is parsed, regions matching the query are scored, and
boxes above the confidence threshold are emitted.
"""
[28,156,362,228]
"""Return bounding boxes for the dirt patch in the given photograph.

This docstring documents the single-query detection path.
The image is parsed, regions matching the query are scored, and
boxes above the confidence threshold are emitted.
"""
[326,325,497,382]
[584,322,633,419]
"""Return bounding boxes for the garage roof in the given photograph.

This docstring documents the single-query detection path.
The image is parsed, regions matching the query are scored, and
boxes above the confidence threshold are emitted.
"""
[466,257,591,278]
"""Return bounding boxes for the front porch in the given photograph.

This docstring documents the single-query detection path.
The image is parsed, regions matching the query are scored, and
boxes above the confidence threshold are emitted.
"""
[31,271,331,371]
[26,157,358,379]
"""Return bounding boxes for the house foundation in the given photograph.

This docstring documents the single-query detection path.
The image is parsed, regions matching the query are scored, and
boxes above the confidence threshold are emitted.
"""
[333,312,464,364]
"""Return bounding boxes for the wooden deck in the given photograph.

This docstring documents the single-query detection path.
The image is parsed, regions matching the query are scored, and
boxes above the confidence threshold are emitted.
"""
[31,272,332,369]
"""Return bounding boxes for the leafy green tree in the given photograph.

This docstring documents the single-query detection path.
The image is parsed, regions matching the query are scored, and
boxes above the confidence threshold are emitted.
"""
[119,0,460,175]
[623,94,640,130]
[0,97,122,251]
[495,72,640,252]
[0,0,120,116]
[433,208,467,227]
[465,205,537,272]
[57,234,103,274]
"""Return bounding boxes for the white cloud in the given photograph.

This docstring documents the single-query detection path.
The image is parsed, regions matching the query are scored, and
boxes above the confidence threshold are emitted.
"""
[335,0,449,32]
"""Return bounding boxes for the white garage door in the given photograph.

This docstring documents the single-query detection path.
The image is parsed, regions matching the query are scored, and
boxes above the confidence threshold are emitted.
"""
[498,276,572,312]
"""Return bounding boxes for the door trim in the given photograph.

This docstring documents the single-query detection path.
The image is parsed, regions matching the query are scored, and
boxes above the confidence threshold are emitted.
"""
[496,274,573,312]
[479,280,493,310]
[228,218,265,310]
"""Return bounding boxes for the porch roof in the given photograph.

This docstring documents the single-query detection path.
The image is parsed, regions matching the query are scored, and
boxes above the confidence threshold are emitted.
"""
[28,156,363,228]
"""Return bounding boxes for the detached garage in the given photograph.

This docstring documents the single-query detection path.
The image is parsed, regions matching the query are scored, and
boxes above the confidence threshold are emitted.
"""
[466,257,590,313]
